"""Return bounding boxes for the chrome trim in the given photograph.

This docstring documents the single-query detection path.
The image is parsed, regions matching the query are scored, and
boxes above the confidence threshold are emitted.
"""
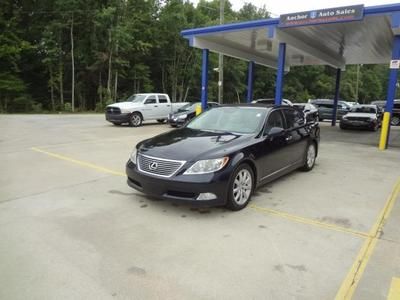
[137,153,186,178]
[260,160,302,181]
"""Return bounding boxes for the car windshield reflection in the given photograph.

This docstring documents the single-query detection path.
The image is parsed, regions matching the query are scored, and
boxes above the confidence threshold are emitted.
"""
[187,107,267,134]
[350,106,377,113]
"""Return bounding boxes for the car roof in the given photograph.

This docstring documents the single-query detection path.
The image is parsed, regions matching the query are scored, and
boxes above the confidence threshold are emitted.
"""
[220,104,295,111]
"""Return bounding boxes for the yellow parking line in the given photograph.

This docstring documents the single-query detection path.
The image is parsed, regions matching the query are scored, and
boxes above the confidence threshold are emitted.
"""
[250,204,370,239]
[30,146,400,300]
[335,178,400,300]
[31,147,125,177]
[388,277,400,300]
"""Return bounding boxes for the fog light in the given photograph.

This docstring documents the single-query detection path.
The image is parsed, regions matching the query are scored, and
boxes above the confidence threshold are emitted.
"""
[196,193,217,200]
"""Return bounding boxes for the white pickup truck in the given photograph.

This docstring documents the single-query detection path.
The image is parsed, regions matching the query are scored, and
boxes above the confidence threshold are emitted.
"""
[105,93,188,127]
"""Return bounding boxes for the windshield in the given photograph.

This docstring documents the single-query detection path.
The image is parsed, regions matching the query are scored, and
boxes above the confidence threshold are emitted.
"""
[187,107,267,134]
[126,94,147,103]
[350,106,376,114]
[178,102,198,112]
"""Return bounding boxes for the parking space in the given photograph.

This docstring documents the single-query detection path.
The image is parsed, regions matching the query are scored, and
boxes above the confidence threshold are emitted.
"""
[0,115,399,299]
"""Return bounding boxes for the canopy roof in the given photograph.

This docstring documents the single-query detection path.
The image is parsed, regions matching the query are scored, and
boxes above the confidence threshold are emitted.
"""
[181,3,400,70]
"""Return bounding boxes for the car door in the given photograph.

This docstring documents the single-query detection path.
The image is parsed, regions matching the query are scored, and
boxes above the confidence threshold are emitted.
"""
[256,109,292,180]
[142,95,158,119]
[282,108,308,165]
[318,103,333,119]
[156,95,171,118]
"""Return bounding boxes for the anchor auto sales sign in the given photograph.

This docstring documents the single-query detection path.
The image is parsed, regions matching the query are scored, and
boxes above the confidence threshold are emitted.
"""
[279,5,364,28]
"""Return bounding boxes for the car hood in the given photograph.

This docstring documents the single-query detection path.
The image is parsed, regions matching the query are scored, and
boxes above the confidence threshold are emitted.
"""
[345,112,376,118]
[107,102,141,110]
[137,128,254,161]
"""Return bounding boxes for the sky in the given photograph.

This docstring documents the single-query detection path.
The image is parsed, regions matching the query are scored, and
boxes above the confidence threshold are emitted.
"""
[192,0,398,17]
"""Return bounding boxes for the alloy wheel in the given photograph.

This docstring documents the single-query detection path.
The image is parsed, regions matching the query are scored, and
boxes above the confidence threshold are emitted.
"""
[307,144,316,169]
[131,114,142,127]
[232,169,253,205]
[391,116,400,126]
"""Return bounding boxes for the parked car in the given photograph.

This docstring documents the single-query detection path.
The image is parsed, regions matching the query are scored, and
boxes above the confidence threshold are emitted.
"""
[168,101,220,127]
[105,93,188,127]
[251,98,293,106]
[309,99,351,121]
[370,100,386,110]
[344,101,359,107]
[126,105,320,211]
[293,103,319,122]
[371,99,400,126]
[340,104,381,131]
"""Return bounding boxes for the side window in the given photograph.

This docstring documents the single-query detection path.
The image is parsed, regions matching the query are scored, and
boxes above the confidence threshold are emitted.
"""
[283,109,303,129]
[319,104,333,109]
[158,95,168,104]
[264,110,284,134]
[144,96,156,104]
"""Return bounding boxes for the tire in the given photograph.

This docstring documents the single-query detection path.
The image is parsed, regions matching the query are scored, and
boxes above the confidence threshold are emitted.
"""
[226,164,254,211]
[301,143,316,172]
[391,116,400,126]
[340,124,346,130]
[129,112,143,127]
[112,122,122,126]
[157,119,166,123]
[371,123,379,131]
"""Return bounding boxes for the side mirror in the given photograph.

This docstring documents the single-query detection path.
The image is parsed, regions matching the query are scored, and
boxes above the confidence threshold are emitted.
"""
[268,127,284,136]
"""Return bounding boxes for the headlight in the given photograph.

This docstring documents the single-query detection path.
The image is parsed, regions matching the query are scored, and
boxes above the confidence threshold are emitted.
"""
[178,114,187,119]
[130,149,137,164]
[184,157,229,175]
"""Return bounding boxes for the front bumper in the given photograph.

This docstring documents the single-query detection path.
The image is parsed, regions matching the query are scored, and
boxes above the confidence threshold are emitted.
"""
[126,160,228,207]
[105,112,131,124]
[340,119,377,129]
[168,117,186,127]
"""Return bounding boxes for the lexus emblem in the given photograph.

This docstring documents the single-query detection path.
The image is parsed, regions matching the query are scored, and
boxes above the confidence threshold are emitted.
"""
[149,162,158,170]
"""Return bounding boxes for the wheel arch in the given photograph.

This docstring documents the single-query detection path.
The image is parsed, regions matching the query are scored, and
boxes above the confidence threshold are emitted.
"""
[131,111,144,120]
[230,152,258,183]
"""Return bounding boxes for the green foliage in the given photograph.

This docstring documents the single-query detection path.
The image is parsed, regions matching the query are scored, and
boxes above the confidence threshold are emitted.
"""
[0,0,392,112]
[64,102,72,112]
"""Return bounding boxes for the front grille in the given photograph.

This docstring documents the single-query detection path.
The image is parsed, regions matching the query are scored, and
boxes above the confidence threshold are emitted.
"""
[347,117,370,121]
[137,154,186,178]
[106,107,121,114]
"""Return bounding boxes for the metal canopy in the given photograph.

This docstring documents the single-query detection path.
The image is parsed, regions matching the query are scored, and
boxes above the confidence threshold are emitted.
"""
[181,4,400,70]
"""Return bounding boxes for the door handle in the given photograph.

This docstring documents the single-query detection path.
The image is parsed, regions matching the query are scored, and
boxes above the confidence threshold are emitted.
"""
[167,105,170,107]
[285,135,293,141]
[154,105,158,107]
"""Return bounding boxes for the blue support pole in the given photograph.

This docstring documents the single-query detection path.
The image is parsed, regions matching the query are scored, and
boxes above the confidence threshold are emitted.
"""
[200,49,209,111]
[332,68,341,126]
[275,43,286,105]
[385,36,400,114]
[380,35,400,149]
[246,61,255,103]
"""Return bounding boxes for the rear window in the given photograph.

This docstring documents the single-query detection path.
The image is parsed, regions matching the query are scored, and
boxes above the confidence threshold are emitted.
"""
[318,104,333,109]
[158,95,168,103]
